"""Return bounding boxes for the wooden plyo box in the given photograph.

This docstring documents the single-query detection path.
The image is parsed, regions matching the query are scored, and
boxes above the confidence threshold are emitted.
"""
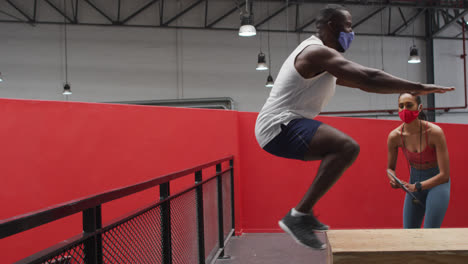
[325,229,468,264]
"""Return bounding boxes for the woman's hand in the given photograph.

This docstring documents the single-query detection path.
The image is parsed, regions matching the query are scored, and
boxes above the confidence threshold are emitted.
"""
[389,180,399,189]
[387,169,400,189]
[404,183,417,192]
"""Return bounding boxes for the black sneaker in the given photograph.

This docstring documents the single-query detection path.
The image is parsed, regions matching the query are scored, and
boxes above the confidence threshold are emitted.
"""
[304,211,329,232]
[278,210,328,250]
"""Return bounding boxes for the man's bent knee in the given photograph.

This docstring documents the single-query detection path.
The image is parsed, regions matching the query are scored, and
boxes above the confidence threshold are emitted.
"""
[342,139,360,160]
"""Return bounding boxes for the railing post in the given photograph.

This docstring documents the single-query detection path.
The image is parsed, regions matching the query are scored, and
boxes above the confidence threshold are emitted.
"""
[95,206,103,264]
[195,170,206,264]
[83,205,103,264]
[230,159,235,233]
[216,163,229,259]
[160,182,172,264]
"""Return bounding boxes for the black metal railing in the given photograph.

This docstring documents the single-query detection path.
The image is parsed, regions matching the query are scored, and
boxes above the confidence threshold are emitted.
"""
[0,156,235,264]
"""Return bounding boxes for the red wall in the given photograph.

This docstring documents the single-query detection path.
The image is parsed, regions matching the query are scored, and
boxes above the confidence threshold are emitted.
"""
[1,98,467,262]
[0,99,238,263]
[237,112,468,232]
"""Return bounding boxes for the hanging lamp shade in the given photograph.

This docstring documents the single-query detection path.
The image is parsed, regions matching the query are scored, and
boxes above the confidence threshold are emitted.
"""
[408,45,421,64]
[0,72,4,82]
[63,83,72,95]
[256,52,268,70]
[239,14,256,37]
[265,74,274,88]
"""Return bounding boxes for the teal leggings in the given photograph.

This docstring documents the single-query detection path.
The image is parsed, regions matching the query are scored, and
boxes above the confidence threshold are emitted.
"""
[403,167,450,228]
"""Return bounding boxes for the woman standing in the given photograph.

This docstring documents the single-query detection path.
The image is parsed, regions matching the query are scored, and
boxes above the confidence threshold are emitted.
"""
[387,93,450,228]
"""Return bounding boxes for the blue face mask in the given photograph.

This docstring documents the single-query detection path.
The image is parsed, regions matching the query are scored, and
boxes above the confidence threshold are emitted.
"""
[338,31,354,51]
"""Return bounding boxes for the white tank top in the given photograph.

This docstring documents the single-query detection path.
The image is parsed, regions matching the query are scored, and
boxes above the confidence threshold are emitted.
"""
[255,35,337,148]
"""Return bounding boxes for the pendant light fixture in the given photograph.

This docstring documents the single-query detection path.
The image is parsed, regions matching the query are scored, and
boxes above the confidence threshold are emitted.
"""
[0,72,4,82]
[63,83,72,95]
[239,0,256,37]
[62,0,72,95]
[265,1,274,88]
[256,52,268,70]
[255,0,267,70]
[408,23,421,64]
[380,3,385,70]
[265,74,274,88]
[408,45,421,64]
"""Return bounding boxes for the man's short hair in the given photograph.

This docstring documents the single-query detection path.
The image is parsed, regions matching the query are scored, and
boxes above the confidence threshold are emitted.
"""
[316,4,348,29]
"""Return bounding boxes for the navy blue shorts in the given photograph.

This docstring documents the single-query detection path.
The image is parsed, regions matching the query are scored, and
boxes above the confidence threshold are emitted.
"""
[263,118,322,161]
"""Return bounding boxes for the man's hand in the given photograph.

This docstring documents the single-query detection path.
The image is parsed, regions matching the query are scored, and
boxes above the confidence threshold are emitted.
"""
[414,84,455,96]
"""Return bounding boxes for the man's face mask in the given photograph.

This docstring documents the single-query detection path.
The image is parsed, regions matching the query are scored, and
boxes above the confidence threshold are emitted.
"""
[338,31,354,51]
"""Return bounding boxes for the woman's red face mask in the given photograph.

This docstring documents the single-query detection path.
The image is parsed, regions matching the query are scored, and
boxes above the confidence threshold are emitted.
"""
[398,109,420,123]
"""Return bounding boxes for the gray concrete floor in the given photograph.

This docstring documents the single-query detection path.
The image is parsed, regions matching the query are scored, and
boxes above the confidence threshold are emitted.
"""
[215,233,327,264]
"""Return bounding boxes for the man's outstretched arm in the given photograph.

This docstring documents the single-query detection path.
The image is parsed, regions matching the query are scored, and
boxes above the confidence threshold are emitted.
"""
[304,46,455,94]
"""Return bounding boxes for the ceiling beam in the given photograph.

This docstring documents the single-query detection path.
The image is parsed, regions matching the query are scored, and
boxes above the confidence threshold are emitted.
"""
[83,0,113,24]
[44,0,74,23]
[296,18,316,32]
[162,0,205,26]
[284,0,466,9]
[432,9,468,36]
[206,2,245,28]
[6,0,33,23]
[255,3,294,28]
[353,6,386,30]
[391,8,425,35]
[121,0,160,25]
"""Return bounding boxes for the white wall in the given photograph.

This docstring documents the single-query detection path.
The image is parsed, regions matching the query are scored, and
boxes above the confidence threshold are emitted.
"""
[434,39,468,124]
[0,22,466,123]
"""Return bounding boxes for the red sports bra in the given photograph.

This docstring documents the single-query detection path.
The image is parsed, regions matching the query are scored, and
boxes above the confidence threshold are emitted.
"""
[400,122,437,165]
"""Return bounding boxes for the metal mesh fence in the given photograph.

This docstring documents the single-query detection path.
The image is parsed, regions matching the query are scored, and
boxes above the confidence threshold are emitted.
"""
[171,190,198,264]
[42,243,84,264]
[203,179,219,263]
[101,206,163,264]
[222,172,233,241]
[12,159,234,264]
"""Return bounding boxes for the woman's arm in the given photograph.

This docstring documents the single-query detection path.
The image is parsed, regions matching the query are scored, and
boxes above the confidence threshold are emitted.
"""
[420,126,450,190]
[387,129,400,188]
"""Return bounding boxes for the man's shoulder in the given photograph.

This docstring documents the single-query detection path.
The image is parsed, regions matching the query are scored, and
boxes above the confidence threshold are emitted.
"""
[302,43,330,53]
[300,44,338,61]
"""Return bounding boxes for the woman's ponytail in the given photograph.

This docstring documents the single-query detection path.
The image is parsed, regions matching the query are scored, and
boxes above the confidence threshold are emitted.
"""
[418,110,427,120]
